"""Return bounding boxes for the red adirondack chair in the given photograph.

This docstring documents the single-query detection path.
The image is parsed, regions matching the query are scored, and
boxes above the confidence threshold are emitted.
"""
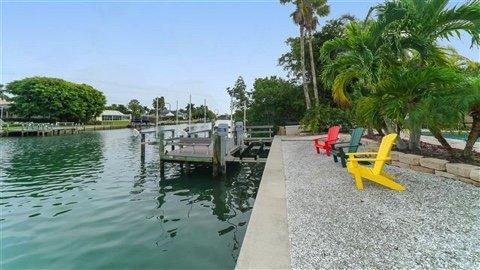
[313,125,341,156]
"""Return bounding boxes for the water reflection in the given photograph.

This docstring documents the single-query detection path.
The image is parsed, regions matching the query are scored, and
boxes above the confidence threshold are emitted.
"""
[1,129,263,269]
[1,133,104,201]
[133,157,262,262]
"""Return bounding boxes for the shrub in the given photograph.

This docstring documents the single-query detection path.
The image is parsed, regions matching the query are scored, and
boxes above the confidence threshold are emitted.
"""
[301,104,354,133]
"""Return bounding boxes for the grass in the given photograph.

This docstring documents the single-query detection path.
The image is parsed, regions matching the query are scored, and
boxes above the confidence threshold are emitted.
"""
[100,120,130,127]
[1,120,130,132]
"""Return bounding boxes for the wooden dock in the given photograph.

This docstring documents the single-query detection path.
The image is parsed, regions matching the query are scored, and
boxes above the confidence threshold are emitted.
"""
[141,124,274,177]
[0,122,126,137]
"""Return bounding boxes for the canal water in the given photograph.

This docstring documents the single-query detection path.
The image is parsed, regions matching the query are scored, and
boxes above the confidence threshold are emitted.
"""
[0,128,264,269]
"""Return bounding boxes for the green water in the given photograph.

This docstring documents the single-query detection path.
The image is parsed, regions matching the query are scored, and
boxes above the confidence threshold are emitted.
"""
[1,129,263,269]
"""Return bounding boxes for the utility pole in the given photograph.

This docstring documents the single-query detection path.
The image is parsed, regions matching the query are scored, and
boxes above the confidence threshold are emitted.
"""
[204,98,207,123]
[243,100,246,133]
[176,100,179,125]
[188,93,192,128]
[155,97,159,137]
[230,95,233,135]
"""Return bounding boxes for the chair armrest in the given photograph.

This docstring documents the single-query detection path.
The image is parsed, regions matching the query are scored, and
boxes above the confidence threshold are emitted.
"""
[333,143,361,149]
[349,157,391,162]
[312,135,327,140]
[324,138,339,143]
[346,152,378,156]
[332,142,350,146]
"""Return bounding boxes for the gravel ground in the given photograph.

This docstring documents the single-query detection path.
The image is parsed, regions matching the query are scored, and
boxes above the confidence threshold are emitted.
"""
[282,140,480,269]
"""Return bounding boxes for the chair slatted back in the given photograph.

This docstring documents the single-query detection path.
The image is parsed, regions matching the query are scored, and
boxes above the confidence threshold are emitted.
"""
[348,127,364,153]
[372,133,397,175]
[327,125,341,142]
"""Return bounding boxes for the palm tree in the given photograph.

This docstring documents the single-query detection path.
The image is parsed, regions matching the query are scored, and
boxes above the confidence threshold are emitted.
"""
[280,0,311,109]
[304,0,329,107]
[321,0,480,152]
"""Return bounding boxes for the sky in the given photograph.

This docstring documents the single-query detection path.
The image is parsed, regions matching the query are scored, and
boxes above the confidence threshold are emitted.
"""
[1,0,479,114]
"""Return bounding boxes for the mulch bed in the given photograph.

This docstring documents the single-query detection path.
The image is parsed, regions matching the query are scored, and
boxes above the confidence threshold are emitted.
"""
[363,134,480,166]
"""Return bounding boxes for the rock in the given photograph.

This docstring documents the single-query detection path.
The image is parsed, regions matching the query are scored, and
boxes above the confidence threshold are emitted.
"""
[409,165,434,174]
[285,125,301,136]
[399,153,422,165]
[390,151,401,161]
[435,170,480,187]
[469,168,480,182]
[391,161,410,169]
[419,158,449,171]
[445,163,478,178]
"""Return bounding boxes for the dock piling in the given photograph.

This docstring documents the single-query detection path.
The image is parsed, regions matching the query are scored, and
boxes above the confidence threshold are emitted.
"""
[141,133,146,159]
[213,133,227,177]
[159,131,165,174]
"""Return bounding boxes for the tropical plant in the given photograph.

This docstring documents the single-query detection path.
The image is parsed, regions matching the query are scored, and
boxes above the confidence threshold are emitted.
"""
[279,14,355,104]
[301,104,353,133]
[320,0,480,153]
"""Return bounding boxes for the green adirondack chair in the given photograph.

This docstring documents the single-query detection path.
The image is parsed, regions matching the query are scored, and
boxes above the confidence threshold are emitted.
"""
[331,127,364,168]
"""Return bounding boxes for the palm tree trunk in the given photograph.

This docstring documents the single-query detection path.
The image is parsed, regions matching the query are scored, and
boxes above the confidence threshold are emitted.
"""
[307,31,319,107]
[408,122,422,153]
[299,25,311,110]
[463,112,479,157]
[429,126,454,154]
[385,118,407,150]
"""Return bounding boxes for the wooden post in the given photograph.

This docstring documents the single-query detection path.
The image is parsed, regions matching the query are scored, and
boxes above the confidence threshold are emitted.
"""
[170,130,175,151]
[141,133,146,159]
[159,131,165,174]
[213,133,226,177]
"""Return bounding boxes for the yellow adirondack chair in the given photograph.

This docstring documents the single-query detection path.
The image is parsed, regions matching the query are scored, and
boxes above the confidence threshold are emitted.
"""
[346,133,405,191]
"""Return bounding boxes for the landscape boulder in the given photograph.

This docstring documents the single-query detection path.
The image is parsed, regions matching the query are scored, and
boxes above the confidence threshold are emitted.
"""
[446,163,479,178]
[399,153,422,165]
[419,158,449,171]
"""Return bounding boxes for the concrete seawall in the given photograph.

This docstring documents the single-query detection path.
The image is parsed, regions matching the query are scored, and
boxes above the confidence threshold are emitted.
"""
[236,136,291,269]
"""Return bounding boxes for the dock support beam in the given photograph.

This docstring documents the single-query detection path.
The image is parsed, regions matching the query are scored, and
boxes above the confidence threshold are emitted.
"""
[159,132,165,175]
[141,133,146,160]
[213,133,226,177]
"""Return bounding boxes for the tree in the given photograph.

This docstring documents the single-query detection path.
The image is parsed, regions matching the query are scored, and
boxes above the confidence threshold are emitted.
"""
[128,99,144,118]
[248,76,305,126]
[184,103,215,120]
[303,0,330,106]
[6,77,105,123]
[0,84,10,101]
[152,96,165,112]
[226,76,248,120]
[462,64,480,157]
[105,104,130,115]
[280,0,312,109]
[368,0,480,151]
[279,14,354,103]
[321,0,480,152]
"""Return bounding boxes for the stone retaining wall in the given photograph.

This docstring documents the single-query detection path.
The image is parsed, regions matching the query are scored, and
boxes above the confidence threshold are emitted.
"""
[361,139,480,187]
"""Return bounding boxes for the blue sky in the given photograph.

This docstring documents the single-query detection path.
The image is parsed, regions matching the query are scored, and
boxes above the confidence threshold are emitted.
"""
[2,0,479,113]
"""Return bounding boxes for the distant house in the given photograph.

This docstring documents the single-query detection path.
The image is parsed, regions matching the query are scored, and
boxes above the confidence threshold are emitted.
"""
[0,99,12,119]
[96,110,131,122]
